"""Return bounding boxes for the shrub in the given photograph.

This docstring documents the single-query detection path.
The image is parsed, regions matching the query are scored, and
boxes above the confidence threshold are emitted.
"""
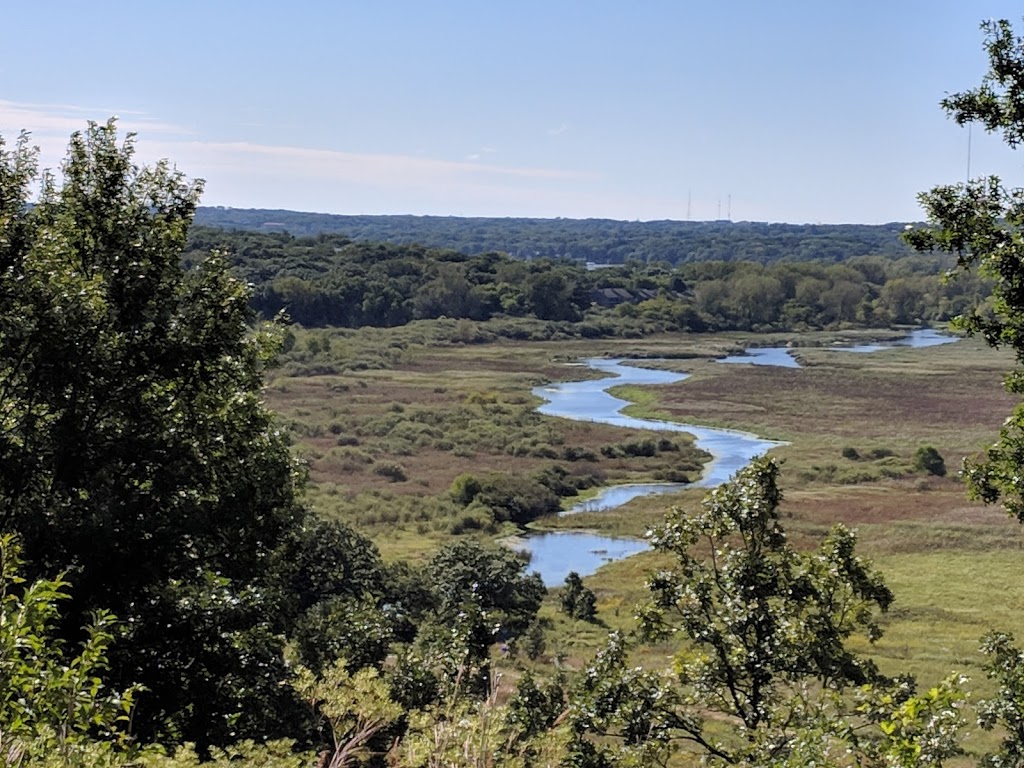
[621,438,658,457]
[475,474,560,525]
[652,469,692,482]
[560,571,598,622]
[0,536,143,763]
[530,443,560,459]
[450,473,482,505]
[532,465,577,497]
[373,461,408,482]
[523,620,548,660]
[601,437,666,459]
[328,446,375,465]
[561,446,598,462]
[914,445,947,477]
[449,509,493,535]
[842,446,861,460]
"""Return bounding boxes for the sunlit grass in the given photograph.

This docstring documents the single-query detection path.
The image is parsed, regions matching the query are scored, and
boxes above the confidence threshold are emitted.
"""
[270,322,1024,757]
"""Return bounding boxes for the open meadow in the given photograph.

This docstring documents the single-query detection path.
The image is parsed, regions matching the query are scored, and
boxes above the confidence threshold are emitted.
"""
[268,322,1024,761]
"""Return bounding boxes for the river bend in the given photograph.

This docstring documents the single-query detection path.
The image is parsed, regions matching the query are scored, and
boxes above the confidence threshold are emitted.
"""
[510,330,957,585]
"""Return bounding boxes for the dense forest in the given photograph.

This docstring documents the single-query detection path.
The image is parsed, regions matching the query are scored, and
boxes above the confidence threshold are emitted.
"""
[185,226,989,333]
[192,208,917,264]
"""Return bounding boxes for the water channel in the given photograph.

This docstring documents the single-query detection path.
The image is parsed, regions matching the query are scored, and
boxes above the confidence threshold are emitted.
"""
[716,327,957,368]
[510,329,959,586]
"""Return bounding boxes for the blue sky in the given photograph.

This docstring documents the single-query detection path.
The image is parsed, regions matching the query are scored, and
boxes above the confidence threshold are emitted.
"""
[4,1,1024,223]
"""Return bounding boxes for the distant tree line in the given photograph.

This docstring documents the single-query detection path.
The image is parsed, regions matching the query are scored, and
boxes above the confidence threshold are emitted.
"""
[185,229,594,325]
[185,227,989,331]
[193,208,917,265]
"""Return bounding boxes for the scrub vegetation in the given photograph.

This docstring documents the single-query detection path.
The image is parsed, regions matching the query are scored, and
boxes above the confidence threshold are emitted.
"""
[9,16,1024,768]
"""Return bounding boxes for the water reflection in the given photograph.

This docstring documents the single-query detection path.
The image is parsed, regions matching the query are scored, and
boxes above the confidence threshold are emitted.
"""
[832,328,958,353]
[719,347,801,368]
[513,329,959,586]
[717,329,957,368]
[508,532,649,588]
[561,482,689,516]
[518,359,783,585]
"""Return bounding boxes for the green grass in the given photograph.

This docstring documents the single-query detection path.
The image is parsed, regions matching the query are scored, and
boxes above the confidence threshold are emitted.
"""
[269,322,1024,759]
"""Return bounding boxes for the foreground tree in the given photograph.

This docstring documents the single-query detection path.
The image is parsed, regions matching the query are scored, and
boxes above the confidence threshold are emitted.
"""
[0,121,296,745]
[568,458,897,765]
[0,535,142,766]
[904,21,1024,768]
[0,122,397,750]
[420,541,545,692]
[560,571,598,622]
[905,19,1024,521]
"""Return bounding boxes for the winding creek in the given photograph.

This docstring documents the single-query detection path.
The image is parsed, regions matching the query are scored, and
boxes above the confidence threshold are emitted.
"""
[510,329,959,586]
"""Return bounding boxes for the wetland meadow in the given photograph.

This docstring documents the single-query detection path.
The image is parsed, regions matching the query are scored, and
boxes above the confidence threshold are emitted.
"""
[269,320,1024,714]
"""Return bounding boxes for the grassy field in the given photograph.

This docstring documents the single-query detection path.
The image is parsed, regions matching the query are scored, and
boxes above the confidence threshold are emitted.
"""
[267,323,1024,761]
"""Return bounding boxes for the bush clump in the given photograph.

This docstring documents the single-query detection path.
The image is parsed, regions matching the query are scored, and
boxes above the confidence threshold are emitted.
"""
[373,461,408,482]
[450,473,483,505]
[475,475,560,525]
[560,571,598,622]
[914,445,947,477]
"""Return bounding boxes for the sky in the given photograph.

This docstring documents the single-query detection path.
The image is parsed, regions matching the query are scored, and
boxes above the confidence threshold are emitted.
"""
[3,1,1024,224]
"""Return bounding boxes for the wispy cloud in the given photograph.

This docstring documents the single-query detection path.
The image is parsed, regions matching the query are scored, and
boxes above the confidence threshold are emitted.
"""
[465,145,498,162]
[547,123,570,136]
[160,140,608,217]
[158,140,592,184]
[1,100,607,217]
[1,100,588,185]
[0,100,192,174]
[0,99,187,140]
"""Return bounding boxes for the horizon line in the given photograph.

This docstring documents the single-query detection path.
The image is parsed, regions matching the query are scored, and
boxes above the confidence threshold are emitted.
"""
[195,205,923,228]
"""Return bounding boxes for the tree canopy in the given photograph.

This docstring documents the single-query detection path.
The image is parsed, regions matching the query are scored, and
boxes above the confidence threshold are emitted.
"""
[192,208,918,265]
[902,19,1024,765]
[0,122,406,750]
[906,19,1024,521]
[185,225,986,334]
[563,458,897,766]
